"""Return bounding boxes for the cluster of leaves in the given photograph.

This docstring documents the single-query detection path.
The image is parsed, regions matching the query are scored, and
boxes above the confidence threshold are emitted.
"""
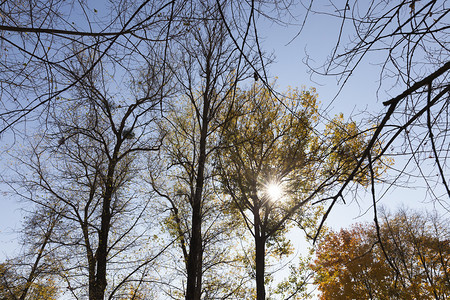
[313,209,450,299]
[0,262,59,300]
[323,113,390,185]
[218,83,321,234]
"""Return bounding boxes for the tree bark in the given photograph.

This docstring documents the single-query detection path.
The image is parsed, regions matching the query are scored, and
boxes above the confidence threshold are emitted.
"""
[185,88,211,300]
[254,204,266,300]
[255,234,266,300]
[90,159,116,300]
[185,192,203,300]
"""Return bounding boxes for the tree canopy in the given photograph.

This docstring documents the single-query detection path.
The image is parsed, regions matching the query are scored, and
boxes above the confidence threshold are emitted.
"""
[216,82,387,299]
[313,209,450,299]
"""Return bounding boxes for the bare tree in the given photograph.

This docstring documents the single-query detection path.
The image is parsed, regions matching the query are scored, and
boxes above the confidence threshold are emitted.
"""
[4,42,172,299]
[299,0,449,235]
[148,2,258,298]
[0,205,61,300]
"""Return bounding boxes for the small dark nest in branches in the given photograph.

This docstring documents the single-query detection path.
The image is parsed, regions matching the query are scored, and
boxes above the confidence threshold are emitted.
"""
[122,128,135,140]
[58,137,65,146]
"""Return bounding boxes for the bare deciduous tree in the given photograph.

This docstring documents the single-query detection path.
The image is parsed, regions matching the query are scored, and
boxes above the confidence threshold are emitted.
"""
[148,2,259,298]
[303,0,449,217]
[4,43,172,299]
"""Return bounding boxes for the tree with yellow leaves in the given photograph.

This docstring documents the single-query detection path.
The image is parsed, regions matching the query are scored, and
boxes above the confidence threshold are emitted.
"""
[216,82,386,300]
[0,262,59,300]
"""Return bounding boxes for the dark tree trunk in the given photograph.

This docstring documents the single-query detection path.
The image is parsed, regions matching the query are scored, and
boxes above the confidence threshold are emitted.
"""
[186,191,203,300]
[255,234,266,300]
[89,159,116,300]
[185,88,211,300]
[92,204,110,300]
[254,205,266,300]
[91,198,111,299]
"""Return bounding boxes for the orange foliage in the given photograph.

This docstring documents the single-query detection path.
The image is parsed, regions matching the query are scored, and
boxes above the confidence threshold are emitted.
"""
[312,211,450,299]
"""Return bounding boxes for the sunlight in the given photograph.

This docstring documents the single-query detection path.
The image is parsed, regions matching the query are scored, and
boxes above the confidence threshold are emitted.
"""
[266,182,283,201]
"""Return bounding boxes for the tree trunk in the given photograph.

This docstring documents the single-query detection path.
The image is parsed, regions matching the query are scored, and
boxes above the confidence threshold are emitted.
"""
[90,161,116,300]
[91,195,111,300]
[185,138,205,300]
[254,205,266,300]
[185,195,203,300]
[255,234,266,300]
[185,89,210,300]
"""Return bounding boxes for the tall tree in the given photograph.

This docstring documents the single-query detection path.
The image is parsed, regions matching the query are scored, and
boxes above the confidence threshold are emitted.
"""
[216,83,385,299]
[313,209,450,300]
[217,83,318,300]
[148,2,257,298]
[5,45,170,299]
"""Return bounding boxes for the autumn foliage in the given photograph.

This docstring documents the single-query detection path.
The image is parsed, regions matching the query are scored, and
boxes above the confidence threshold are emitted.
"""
[312,210,450,299]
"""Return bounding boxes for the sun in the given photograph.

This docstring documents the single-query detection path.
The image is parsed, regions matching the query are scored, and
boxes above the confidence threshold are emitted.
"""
[266,182,283,201]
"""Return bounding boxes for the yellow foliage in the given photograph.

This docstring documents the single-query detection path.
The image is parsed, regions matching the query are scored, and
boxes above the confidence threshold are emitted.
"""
[322,114,390,185]
[217,82,323,249]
